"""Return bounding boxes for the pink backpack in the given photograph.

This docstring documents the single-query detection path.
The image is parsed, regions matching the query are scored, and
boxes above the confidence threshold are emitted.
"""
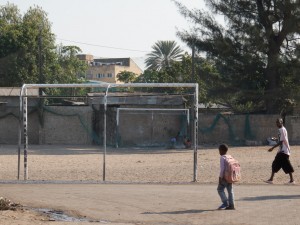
[224,155,241,183]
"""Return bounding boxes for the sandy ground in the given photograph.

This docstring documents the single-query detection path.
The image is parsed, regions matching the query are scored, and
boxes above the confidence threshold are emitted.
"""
[0,144,300,225]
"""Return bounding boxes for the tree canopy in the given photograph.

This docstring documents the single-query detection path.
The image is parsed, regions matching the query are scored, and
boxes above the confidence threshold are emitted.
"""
[175,0,300,114]
[0,3,87,91]
[116,71,137,83]
[137,53,219,101]
[145,40,183,71]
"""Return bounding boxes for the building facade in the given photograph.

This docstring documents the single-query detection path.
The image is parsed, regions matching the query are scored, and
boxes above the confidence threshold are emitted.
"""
[77,54,143,83]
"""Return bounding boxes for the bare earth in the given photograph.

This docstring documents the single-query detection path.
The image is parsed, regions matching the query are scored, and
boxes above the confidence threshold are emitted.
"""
[0,144,300,225]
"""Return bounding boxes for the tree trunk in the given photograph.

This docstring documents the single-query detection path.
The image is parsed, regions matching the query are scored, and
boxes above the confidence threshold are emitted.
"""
[265,50,279,114]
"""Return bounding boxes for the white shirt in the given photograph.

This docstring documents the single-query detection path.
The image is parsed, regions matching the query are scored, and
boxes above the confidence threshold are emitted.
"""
[277,126,291,155]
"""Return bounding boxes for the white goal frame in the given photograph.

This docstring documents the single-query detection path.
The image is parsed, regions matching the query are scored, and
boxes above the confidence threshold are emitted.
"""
[18,83,199,182]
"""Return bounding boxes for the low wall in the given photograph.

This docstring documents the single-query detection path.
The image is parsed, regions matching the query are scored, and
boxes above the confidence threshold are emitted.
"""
[286,116,300,144]
[198,114,280,145]
[0,107,39,144]
[117,110,188,147]
[40,106,93,145]
[1,105,299,146]
[0,106,92,145]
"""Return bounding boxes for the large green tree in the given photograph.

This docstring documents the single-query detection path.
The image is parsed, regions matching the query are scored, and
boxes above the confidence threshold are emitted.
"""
[56,45,87,82]
[145,40,183,71]
[0,3,86,90]
[175,0,300,114]
[0,3,22,86]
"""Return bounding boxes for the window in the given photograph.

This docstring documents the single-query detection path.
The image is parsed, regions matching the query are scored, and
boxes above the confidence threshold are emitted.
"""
[97,73,106,78]
[107,73,113,78]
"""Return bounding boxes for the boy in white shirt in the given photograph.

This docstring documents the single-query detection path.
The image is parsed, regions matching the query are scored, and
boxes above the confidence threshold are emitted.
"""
[265,118,295,184]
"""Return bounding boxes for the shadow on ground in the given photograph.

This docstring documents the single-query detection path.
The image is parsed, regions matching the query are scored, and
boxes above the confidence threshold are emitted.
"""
[239,195,300,201]
[142,209,216,215]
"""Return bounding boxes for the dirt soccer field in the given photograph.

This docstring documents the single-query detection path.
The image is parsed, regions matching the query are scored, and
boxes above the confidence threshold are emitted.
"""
[0,144,300,225]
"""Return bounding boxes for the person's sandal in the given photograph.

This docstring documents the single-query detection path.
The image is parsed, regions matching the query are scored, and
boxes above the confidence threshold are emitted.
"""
[285,181,295,185]
[264,180,273,184]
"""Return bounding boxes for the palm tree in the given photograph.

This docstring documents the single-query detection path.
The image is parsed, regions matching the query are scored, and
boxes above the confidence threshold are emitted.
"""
[145,40,183,71]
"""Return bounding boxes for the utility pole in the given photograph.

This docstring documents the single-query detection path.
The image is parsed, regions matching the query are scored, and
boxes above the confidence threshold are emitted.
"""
[191,40,195,83]
[38,25,43,95]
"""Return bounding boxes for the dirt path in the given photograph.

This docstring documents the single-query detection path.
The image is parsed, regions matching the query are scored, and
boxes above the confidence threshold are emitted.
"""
[0,144,300,224]
[0,183,299,225]
[1,145,300,183]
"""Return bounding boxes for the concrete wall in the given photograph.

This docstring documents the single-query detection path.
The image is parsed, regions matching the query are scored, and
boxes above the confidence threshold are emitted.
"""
[286,116,300,143]
[117,110,188,147]
[198,114,280,145]
[0,106,39,144]
[40,106,93,145]
[1,105,300,146]
[0,107,20,144]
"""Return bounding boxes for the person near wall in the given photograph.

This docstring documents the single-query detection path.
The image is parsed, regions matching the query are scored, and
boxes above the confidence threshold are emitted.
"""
[265,118,295,184]
[183,136,192,149]
[170,132,180,148]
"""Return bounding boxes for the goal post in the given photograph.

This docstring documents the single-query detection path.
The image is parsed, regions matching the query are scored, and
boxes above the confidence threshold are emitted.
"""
[18,83,199,182]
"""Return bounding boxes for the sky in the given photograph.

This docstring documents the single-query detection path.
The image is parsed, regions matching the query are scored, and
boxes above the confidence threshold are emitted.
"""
[2,0,207,69]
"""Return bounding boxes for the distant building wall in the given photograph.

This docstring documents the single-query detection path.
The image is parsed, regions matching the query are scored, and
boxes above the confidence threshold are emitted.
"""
[77,54,94,63]
[113,58,143,83]
[78,55,143,83]
[87,64,118,83]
